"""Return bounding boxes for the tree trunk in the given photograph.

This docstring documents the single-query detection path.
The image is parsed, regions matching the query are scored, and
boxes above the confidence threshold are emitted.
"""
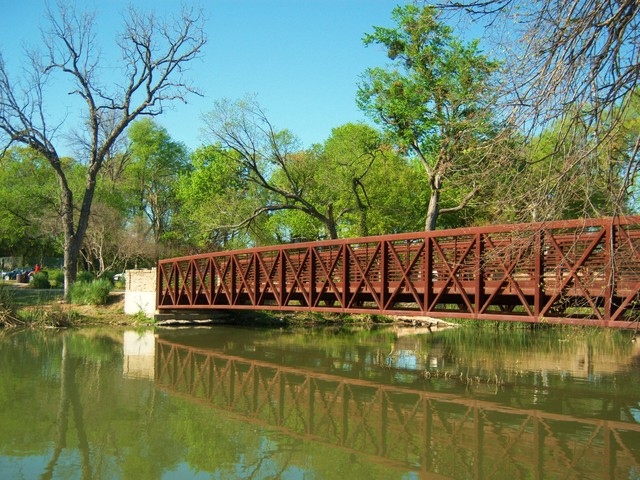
[59,164,99,297]
[325,204,339,239]
[425,189,440,231]
[63,234,81,298]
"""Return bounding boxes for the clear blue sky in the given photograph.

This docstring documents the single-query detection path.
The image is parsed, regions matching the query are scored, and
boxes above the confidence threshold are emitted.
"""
[1,0,487,153]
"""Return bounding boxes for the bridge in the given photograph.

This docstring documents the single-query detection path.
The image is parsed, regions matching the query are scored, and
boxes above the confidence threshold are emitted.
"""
[157,216,640,328]
[155,337,640,479]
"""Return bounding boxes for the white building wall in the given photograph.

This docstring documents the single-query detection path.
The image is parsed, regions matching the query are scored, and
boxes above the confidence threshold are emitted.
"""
[124,268,157,317]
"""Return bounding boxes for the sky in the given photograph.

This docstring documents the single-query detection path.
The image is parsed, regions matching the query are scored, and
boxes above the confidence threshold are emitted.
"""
[0,0,488,154]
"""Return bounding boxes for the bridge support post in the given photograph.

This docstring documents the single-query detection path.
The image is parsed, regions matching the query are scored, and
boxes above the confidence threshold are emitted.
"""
[604,220,615,325]
[534,230,544,320]
[475,233,483,317]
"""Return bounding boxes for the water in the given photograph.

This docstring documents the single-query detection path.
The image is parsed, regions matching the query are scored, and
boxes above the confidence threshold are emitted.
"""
[0,324,639,479]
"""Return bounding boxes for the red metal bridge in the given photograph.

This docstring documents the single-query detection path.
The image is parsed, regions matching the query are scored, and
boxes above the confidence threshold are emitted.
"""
[157,216,640,328]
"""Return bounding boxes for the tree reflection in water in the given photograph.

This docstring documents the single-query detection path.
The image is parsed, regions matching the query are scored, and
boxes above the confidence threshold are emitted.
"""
[0,326,638,479]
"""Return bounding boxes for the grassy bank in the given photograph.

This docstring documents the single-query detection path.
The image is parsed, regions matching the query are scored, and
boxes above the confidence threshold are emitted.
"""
[0,281,143,328]
[2,281,456,329]
[3,280,584,331]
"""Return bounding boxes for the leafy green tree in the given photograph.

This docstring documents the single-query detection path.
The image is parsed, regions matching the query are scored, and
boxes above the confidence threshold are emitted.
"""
[357,4,501,230]
[176,144,263,250]
[127,119,190,245]
[195,103,426,245]
[0,147,63,258]
[321,123,425,236]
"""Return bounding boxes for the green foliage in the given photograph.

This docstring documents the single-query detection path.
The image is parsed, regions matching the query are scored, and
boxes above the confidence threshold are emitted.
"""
[48,269,65,289]
[188,110,428,247]
[127,118,190,243]
[68,279,113,305]
[175,144,259,249]
[0,147,63,257]
[29,272,50,289]
[76,271,96,283]
[358,4,501,229]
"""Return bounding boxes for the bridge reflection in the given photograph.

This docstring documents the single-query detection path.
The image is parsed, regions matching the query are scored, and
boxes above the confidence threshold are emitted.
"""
[155,337,640,479]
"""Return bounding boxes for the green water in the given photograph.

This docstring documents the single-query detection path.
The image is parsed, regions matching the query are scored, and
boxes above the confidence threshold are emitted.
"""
[0,324,639,479]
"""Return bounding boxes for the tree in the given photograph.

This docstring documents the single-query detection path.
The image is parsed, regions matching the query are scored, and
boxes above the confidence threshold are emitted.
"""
[438,0,640,218]
[0,3,205,293]
[0,147,62,258]
[320,123,425,236]
[357,4,501,231]
[127,119,190,244]
[201,98,354,240]
[176,144,261,250]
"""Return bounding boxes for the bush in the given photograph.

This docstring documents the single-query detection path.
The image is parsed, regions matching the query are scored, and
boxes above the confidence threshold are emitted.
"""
[100,270,117,284]
[30,272,51,289]
[68,278,113,305]
[77,271,96,283]
[48,270,65,289]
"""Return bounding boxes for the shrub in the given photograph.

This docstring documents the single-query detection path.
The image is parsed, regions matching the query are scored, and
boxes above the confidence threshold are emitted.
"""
[68,278,113,305]
[77,271,96,283]
[100,270,117,284]
[48,270,65,289]
[30,272,51,289]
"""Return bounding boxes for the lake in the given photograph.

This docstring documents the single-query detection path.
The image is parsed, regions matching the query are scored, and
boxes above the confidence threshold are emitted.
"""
[1,324,639,479]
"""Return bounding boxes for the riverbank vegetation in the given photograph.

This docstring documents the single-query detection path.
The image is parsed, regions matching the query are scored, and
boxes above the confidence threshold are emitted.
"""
[0,281,132,329]
[0,2,638,295]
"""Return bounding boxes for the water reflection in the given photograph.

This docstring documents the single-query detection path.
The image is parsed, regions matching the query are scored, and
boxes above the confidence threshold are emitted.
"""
[123,330,155,379]
[155,326,640,479]
[0,326,638,479]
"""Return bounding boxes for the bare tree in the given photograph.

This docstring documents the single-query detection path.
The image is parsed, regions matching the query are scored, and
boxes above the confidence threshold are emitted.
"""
[0,3,205,293]
[438,0,640,219]
[202,97,352,240]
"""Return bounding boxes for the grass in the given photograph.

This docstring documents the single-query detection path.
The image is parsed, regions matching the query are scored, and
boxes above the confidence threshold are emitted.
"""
[0,284,20,327]
[11,287,64,307]
[68,278,113,305]
[0,280,146,327]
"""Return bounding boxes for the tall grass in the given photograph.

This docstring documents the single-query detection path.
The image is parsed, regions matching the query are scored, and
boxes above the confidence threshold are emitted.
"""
[68,278,113,305]
[0,284,21,327]
[18,305,77,327]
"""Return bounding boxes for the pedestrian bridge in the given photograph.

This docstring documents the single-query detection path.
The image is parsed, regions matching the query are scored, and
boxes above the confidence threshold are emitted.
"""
[157,216,640,328]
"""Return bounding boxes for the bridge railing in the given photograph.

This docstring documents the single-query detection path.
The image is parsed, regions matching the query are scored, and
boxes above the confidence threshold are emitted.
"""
[157,216,640,327]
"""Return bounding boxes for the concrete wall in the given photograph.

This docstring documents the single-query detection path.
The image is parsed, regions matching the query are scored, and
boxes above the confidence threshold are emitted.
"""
[124,268,157,317]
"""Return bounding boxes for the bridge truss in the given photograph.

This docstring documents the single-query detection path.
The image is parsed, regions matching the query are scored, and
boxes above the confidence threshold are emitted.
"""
[157,216,640,327]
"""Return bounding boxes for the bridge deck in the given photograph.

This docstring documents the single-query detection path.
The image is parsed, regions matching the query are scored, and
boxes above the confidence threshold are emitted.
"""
[157,216,640,328]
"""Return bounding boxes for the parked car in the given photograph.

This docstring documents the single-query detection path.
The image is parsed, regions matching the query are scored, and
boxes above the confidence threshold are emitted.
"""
[2,267,33,281]
[113,272,125,283]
